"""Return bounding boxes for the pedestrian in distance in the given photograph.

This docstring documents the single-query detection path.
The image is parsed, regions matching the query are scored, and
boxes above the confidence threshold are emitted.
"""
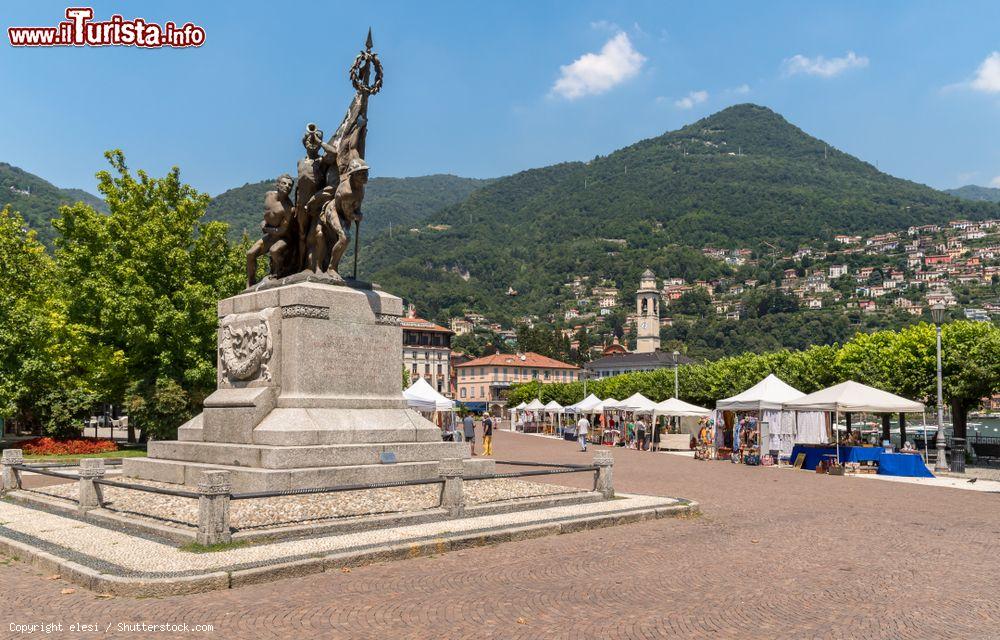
[636,417,647,451]
[482,412,494,456]
[577,415,590,452]
[463,413,476,456]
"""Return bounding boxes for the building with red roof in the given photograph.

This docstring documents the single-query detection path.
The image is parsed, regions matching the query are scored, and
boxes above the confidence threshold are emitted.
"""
[455,352,580,413]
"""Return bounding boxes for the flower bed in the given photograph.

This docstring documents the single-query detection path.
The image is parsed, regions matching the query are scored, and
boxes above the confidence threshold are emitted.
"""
[20,437,119,456]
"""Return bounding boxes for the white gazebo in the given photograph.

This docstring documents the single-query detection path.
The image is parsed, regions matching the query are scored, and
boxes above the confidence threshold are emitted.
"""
[403,378,455,412]
[567,394,602,414]
[620,392,657,414]
[715,374,823,459]
[403,378,456,433]
[544,400,565,435]
[782,380,925,414]
[783,380,926,464]
[654,397,712,418]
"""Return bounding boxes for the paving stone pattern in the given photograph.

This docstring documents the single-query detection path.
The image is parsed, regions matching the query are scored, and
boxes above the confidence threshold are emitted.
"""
[3,429,1000,639]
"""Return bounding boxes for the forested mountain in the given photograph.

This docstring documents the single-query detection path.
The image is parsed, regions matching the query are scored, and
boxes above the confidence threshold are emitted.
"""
[206,174,491,238]
[360,104,1000,322]
[947,184,1000,203]
[0,162,107,245]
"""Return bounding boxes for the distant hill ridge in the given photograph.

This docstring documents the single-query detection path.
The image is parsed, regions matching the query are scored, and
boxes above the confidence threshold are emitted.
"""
[360,103,1000,321]
[0,162,106,244]
[947,184,1000,203]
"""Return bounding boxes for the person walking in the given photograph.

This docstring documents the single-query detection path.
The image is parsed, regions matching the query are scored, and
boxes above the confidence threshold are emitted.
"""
[636,417,647,451]
[626,418,636,449]
[482,413,494,456]
[577,415,590,452]
[463,413,477,456]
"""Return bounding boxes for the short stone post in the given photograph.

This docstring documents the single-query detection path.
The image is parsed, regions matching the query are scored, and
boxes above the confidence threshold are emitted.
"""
[438,458,465,517]
[77,458,106,513]
[593,451,614,499]
[197,470,232,546]
[1,449,23,493]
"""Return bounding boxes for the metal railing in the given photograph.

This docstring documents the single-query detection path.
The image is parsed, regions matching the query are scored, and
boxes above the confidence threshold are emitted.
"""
[1,449,615,547]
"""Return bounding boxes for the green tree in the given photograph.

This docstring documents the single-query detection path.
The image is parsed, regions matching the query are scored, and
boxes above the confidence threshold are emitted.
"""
[52,152,245,440]
[672,288,713,317]
[0,207,118,435]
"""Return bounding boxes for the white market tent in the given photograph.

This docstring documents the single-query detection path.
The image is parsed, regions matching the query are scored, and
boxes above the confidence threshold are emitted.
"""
[525,398,546,411]
[653,397,712,418]
[543,400,564,414]
[567,394,602,413]
[514,401,528,411]
[783,380,925,464]
[716,374,805,411]
[782,380,925,413]
[592,398,620,413]
[715,374,823,457]
[620,392,657,414]
[403,378,455,412]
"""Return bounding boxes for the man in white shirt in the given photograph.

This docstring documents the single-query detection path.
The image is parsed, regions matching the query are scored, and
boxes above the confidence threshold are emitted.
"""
[577,416,590,452]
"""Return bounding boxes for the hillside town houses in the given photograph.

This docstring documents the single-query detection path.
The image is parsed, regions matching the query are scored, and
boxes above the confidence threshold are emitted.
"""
[406,217,1000,403]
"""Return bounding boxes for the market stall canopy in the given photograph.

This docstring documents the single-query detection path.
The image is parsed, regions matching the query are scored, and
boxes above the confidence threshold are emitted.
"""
[403,378,455,412]
[654,397,712,417]
[514,402,528,410]
[525,398,546,411]
[568,394,602,413]
[592,398,621,412]
[543,400,564,414]
[783,380,925,413]
[620,392,657,413]
[716,374,805,411]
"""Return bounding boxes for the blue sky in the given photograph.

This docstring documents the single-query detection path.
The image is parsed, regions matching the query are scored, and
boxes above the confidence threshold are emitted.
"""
[2,1,1000,195]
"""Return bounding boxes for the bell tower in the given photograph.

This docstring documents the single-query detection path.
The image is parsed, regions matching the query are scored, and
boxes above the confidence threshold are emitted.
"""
[635,268,661,353]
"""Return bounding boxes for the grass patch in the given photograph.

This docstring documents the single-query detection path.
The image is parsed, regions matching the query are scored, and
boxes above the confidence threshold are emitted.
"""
[179,540,249,554]
[24,449,147,462]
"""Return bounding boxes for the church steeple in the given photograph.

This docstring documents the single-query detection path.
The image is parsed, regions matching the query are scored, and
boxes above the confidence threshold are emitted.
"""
[635,269,661,353]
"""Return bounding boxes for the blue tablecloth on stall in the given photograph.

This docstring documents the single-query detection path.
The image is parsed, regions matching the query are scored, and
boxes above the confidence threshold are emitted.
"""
[877,453,934,478]
[788,445,933,478]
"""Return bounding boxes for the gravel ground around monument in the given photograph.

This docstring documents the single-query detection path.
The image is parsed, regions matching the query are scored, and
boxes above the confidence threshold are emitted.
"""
[5,428,1000,639]
[32,475,581,529]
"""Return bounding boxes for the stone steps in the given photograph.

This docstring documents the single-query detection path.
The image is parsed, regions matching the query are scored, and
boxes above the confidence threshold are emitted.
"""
[122,456,495,493]
[147,440,472,470]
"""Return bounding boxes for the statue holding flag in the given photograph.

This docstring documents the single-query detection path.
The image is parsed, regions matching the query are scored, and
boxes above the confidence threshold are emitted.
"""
[247,30,382,288]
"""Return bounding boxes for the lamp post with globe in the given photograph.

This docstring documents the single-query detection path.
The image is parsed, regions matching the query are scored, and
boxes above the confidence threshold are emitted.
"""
[930,303,949,472]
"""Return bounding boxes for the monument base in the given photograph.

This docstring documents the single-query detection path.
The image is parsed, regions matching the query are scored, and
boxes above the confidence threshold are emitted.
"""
[124,281,494,492]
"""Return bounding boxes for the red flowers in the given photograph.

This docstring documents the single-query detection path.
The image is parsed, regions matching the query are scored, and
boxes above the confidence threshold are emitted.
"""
[21,437,119,456]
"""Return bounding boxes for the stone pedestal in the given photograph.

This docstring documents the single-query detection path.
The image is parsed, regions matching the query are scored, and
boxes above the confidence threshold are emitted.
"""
[125,281,492,492]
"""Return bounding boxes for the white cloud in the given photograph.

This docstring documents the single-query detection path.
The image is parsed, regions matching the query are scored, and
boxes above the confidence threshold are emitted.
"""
[971,51,1000,93]
[731,84,751,95]
[674,90,709,109]
[782,51,869,78]
[551,32,646,100]
[990,175,1000,188]
[590,20,619,32]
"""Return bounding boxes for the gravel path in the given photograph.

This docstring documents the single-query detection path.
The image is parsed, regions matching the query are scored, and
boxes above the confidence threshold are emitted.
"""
[34,476,582,530]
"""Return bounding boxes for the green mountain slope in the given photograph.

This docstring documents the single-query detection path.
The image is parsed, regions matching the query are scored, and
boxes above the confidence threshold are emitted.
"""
[0,162,107,244]
[206,174,491,238]
[361,104,1000,321]
[946,184,1000,203]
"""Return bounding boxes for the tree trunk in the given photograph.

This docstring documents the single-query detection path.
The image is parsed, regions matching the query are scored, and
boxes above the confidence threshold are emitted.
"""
[881,414,891,444]
[127,422,136,444]
[950,400,968,441]
[899,413,907,448]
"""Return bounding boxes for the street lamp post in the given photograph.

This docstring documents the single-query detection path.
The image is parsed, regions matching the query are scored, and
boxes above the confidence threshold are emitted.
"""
[930,303,948,472]
[673,350,680,399]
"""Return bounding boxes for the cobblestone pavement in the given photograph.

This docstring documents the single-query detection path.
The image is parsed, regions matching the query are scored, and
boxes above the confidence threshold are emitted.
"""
[2,430,999,639]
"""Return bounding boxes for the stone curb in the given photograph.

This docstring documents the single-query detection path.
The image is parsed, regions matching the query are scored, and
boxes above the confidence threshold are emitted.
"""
[0,497,698,596]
